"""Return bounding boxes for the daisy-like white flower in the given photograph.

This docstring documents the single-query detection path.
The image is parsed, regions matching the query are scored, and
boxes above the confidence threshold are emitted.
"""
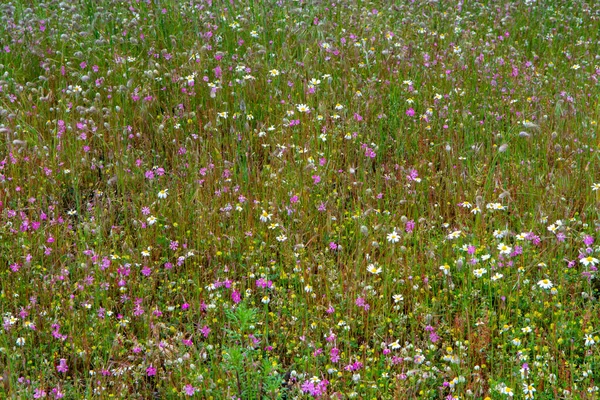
[497,243,512,255]
[260,210,272,222]
[491,273,504,281]
[486,202,506,211]
[269,69,280,77]
[592,183,600,191]
[276,234,287,242]
[439,264,450,275]
[537,279,553,289]
[522,326,532,333]
[580,256,599,266]
[147,216,157,225]
[471,207,481,214]
[516,232,527,241]
[447,230,461,240]
[296,104,310,113]
[523,383,536,399]
[392,294,404,303]
[584,334,596,346]
[389,340,400,350]
[367,264,382,274]
[493,229,507,239]
[387,230,400,243]
[503,386,514,397]
[261,296,270,304]
[473,268,487,278]
[157,189,168,199]
[511,338,521,346]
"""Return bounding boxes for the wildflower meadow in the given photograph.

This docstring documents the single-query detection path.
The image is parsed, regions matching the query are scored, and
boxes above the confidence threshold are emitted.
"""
[1,0,600,398]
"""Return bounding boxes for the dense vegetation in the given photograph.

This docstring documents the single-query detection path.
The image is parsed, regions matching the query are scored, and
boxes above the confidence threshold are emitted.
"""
[0,0,599,398]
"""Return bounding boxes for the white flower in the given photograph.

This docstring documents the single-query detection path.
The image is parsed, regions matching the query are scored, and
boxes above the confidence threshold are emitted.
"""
[580,256,599,266]
[276,234,287,242]
[304,284,313,293]
[157,189,168,199]
[392,294,404,303]
[503,386,515,397]
[261,296,270,304]
[523,383,536,398]
[592,183,600,191]
[387,230,400,243]
[259,210,272,222]
[367,264,382,274]
[147,216,157,225]
[493,229,507,239]
[471,207,481,214]
[389,340,400,350]
[447,230,461,240]
[269,69,280,77]
[473,268,487,278]
[296,104,310,113]
[521,326,532,333]
[584,334,596,346]
[537,279,553,289]
[497,243,512,255]
[439,264,450,275]
[486,202,506,211]
[491,273,504,281]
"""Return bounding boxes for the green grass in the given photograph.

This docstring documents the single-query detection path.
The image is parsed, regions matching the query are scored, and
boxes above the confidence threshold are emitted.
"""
[0,0,599,398]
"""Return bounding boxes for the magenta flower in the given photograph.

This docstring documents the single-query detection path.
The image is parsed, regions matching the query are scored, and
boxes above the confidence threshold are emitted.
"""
[56,358,68,373]
[146,365,156,376]
[184,384,196,396]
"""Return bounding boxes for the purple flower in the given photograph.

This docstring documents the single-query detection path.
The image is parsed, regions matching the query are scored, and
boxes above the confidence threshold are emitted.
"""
[184,384,196,396]
[200,325,211,338]
[232,290,241,304]
[56,359,68,373]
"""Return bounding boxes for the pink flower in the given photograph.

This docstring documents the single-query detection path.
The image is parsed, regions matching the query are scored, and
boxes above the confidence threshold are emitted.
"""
[146,365,157,376]
[56,359,68,373]
[312,175,321,184]
[200,325,211,338]
[184,384,196,396]
[406,108,415,117]
[232,290,241,304]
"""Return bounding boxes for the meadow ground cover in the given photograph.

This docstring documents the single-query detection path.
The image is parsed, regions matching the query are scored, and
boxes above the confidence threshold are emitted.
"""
[0,0,599,398]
